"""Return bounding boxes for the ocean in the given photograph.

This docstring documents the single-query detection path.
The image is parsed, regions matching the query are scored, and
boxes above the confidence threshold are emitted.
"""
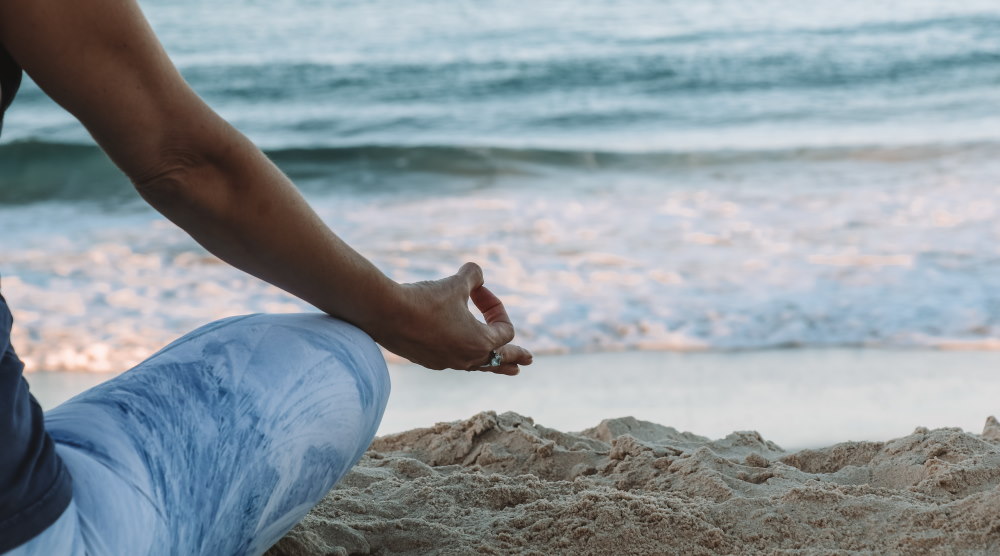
[2,0,1000,374]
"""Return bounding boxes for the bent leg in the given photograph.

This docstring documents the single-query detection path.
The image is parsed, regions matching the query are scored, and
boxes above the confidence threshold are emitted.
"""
[44,314,390,556]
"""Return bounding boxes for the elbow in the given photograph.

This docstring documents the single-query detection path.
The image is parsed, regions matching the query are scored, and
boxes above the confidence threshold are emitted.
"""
[130,149,211,207]
[129,127,258,213]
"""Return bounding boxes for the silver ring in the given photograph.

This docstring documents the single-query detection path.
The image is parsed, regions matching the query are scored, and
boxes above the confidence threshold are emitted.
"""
[485,349,503,367]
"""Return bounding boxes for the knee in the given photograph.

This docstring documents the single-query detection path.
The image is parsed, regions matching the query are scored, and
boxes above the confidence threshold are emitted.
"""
[250,313,391,412]
[240,313,388,409]
[148,313,390,416]
[227,314,390,463]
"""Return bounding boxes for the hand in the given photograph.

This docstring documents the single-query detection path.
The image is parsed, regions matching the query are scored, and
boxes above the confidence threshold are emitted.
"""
[370,263,533,375]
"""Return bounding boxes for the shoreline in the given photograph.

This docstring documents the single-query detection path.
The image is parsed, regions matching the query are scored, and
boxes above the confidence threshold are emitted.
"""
[29,347,1000,451]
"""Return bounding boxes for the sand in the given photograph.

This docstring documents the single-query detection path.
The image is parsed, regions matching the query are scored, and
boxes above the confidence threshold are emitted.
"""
[266,411,1000,555]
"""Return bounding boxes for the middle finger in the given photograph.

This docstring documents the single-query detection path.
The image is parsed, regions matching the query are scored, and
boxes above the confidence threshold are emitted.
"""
[469,344,532,375]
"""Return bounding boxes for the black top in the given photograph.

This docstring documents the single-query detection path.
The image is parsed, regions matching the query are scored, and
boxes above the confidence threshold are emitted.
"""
[0,295,72,551]
[0,46,74,551]
[0,44,22,133]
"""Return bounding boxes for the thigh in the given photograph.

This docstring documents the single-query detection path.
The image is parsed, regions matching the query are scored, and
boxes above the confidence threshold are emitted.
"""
[44,313,390,556]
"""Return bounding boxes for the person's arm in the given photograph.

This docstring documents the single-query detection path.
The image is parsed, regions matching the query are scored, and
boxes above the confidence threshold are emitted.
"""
[0,0,531,374]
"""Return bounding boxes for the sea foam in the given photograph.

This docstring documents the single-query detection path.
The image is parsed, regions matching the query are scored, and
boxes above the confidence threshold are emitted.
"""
[3,144,999,372]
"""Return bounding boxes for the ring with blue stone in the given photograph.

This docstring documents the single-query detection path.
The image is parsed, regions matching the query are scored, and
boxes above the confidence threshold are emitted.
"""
[485,349,503,367]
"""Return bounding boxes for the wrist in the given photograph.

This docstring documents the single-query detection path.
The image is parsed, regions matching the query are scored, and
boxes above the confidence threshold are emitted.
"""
[351,275,408,343]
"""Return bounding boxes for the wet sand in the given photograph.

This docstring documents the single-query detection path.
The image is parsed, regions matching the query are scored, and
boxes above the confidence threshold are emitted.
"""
[31,349,1000,449]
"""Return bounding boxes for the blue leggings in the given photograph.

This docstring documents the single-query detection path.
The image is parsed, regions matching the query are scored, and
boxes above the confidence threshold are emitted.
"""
[9,314,390,556]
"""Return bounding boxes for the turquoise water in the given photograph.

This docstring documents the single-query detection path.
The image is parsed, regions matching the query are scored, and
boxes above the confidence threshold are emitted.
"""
[6,0,1000,152]
[2,0,1000,371]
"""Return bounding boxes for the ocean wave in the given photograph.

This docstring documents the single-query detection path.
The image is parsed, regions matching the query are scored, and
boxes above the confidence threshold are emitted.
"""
[150,11,1000,107]
[5,6,1000,161]
[4,137,1000,372]
[3,139,1000,204]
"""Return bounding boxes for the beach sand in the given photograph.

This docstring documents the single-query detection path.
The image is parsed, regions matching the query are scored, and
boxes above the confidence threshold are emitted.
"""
[267,411,1000,556]
[28,351,1000,554]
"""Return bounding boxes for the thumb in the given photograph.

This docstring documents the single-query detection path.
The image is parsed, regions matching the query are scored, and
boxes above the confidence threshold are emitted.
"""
[456,262,485,293]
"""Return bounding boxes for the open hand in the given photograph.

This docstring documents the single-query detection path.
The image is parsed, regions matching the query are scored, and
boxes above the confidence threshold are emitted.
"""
[371,263,533,375]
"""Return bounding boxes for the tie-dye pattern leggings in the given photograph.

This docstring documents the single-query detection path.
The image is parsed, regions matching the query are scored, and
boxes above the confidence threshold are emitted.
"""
[10,313,390,556]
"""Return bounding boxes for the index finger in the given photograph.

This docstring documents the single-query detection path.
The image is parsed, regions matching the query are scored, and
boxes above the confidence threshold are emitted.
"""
[470,285,515,345]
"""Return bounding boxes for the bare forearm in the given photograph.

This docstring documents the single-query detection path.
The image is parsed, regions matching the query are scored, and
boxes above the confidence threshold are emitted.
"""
[2,0,529,373]
[133,124,400,334]
[132,127,533,373]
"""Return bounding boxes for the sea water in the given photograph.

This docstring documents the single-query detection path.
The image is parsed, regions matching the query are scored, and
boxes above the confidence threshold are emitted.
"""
[2,0,1000,374]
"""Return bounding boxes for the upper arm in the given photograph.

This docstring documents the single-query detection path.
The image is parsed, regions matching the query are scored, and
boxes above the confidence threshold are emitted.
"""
[0,0,230,182]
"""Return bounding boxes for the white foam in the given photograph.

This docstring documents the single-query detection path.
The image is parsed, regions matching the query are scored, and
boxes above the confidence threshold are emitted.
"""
[4,148,1000,372]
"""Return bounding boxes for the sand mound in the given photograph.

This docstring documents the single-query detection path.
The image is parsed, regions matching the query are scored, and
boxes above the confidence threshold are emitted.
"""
[267,412,1000,555]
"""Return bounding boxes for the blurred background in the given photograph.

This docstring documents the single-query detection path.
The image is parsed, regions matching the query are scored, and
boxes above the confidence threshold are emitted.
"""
[2,0,999,448]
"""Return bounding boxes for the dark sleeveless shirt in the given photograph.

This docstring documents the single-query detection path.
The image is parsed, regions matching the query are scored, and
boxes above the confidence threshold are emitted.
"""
[0,44,75,551]
[0,44,22,133]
